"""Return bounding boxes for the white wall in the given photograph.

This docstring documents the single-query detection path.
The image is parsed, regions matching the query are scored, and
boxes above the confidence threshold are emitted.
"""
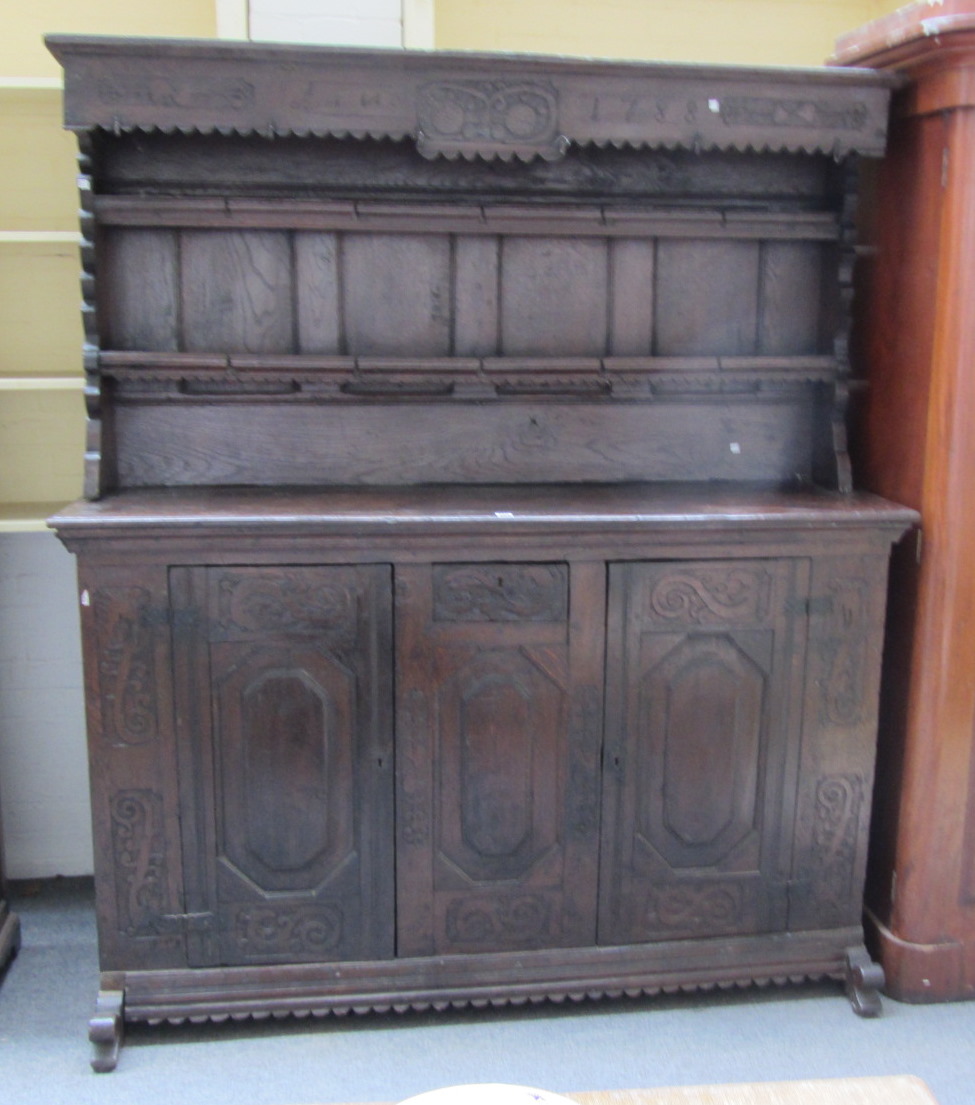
[249,0,434,48]
[0,531,91,878]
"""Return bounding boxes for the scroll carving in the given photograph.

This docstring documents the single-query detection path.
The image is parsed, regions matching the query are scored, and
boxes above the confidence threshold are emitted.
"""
[417,80,567,161]
[111,790,166,937]
[233,903,343,957]
[818,577,870,726]
[95,587,157,746]
[810,774,864,917]
[445,894,551,945]
[433,564,568,623]
[646,566,771,625]
[645,883,744,931]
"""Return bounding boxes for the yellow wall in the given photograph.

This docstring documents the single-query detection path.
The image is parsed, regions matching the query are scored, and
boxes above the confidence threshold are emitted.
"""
[0,0,217,79]
[435,0,897,66]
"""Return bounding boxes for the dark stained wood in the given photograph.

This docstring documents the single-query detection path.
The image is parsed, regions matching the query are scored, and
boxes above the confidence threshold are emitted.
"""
[832,1,975,1003]
[44,34,915,1069]
[599,559,806,945]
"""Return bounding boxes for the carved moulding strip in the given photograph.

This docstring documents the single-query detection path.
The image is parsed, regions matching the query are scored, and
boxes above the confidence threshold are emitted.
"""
[47,35,896,160]
[117,927,863,1026]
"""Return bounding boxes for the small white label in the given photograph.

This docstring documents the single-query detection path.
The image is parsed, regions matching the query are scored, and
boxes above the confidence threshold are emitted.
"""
[80,589,91,607]
[729,442,742,454]
[494,511,515,518]
[708,98,721,113]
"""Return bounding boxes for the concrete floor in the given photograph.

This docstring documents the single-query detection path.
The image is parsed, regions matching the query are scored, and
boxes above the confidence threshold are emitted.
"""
[1,878,972,1105]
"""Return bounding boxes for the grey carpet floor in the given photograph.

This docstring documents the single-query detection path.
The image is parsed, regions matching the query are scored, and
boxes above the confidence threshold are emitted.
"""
[1,878,972,1104]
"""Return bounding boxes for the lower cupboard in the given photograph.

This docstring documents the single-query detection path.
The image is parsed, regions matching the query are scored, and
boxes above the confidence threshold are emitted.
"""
[51,488,913,1069]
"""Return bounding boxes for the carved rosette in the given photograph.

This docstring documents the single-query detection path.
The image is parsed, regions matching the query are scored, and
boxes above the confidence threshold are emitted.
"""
[417,79,567,161]
[233,903,343,957]
[111,790,166,937]
[432,563,568,623]
[445,894,552,945]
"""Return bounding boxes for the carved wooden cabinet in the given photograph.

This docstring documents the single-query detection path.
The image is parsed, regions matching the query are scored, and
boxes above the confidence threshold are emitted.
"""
[46,35,915,1070]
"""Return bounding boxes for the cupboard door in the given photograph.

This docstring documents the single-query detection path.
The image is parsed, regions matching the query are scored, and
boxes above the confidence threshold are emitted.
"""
[599,558,808,946]
[172,565,394,967]
[396,562,605,957]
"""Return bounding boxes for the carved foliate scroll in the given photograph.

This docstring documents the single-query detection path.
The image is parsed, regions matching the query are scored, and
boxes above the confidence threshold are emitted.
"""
[94,587,158,746]
[111,790,166,937]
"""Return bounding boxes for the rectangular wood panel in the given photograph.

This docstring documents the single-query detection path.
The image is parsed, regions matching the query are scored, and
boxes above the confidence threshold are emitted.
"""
[114,398,814,487]
[501,237,609,356]
[655,240,760,356]
[180,230,294,353]
[453,235,500,357]
[342,233,451,356]
[599,558,808,946]
[759,241,827,356]
[609,238,655,357]
[101,229,179,351]
[172,564,395,967]
[396,561,604,957]
[295,231,342,354]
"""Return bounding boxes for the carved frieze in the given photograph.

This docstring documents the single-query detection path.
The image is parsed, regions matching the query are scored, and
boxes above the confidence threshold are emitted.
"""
[432,563,568,623]
[211,568,357,642]
[645,882,744,931]
[232,903,344,957]
[445,894,552,945]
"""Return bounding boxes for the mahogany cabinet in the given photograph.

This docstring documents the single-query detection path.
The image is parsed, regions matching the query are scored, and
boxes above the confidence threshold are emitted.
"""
[46,35,915,1069]
[832,1,975,1003]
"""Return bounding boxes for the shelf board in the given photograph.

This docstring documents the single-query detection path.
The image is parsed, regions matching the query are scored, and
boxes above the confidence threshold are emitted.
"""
[0,501,72,533]
[0,77,62,91]
[0,376,84,391]
[0,231,79,245]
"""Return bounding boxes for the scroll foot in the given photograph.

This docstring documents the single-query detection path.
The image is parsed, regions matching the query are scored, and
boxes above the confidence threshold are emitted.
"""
[845,945,884,1017]
[89,988,124,1072]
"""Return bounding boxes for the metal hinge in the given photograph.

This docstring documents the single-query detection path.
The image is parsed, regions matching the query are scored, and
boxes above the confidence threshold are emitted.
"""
[154,911,215,934]
[787,596,834,617]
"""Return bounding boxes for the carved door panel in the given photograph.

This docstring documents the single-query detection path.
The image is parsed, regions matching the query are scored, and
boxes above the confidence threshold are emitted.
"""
[396,562,605,957]
[171,565,394,967]
[599,558,809,946]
